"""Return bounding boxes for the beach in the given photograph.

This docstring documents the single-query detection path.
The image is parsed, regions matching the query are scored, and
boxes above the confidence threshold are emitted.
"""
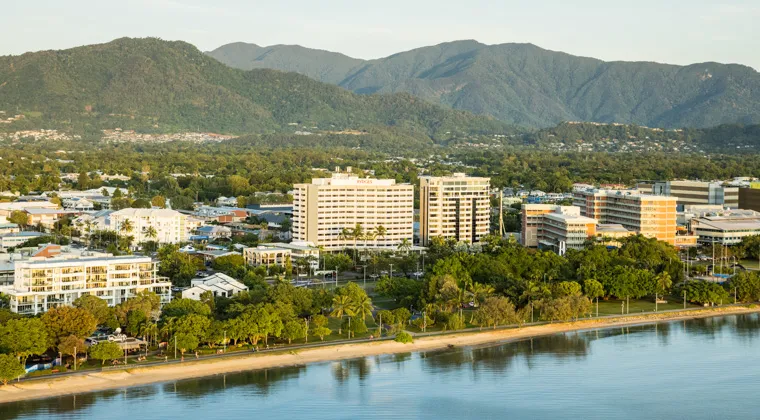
[1,305,757,404]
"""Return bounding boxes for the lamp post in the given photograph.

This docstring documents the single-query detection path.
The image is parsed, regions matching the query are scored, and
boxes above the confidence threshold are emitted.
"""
[389,263,394,280]
[363,265,367,288]
[223,330,227,353]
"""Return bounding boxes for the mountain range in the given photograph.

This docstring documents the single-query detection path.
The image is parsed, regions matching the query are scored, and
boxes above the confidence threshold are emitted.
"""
[207,40,760,129]
[0,38,510,142]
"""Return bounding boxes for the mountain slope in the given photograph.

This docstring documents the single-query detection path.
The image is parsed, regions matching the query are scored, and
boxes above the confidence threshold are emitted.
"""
[207,40,760,128]
[0,38,512,140]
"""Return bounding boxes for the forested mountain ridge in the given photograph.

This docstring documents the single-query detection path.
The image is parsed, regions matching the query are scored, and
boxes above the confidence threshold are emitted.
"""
[0,37,513,141]
[207,40,760,129]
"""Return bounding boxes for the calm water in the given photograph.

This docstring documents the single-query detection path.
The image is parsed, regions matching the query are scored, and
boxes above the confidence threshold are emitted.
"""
[4,314,760,420]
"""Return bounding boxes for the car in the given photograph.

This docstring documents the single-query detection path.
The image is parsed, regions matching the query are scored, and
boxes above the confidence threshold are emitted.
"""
[369,274,380,279]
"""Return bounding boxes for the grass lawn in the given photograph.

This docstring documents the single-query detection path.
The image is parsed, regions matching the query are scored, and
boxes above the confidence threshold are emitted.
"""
[594,298,701,316]
[740,259,760,270]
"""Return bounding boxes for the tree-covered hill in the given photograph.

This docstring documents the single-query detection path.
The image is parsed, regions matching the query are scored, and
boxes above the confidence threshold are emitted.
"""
[0,38,513,140]
[208,40,760,129]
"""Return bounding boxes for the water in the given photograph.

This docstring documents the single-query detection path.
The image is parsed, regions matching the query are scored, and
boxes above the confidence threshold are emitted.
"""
[4,314,760,420]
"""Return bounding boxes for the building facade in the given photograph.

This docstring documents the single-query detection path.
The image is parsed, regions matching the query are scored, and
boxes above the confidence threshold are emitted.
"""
[419,173,490,246]
[574,189,679,245]
[689,210,760,246]
[652,180,739,209]
[243,246,292,267]
[109,208,190,244]
[5,256,171,315]
[292,173,414,251]
[521,205,598,251]
[739,184,760,212]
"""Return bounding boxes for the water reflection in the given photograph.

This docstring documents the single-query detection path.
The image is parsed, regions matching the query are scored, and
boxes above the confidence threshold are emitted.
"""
[4,314,760,420]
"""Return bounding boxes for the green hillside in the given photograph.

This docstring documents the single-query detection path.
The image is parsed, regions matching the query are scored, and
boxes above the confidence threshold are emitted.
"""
[0,38,513,140]
[208,40,760,129]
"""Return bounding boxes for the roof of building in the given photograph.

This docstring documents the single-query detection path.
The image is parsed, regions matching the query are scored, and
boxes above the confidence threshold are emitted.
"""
[596,224,631,233]
[111,208,185,218]
[544,213,598,224]
[1,231,46,239]
[189,272,247,292]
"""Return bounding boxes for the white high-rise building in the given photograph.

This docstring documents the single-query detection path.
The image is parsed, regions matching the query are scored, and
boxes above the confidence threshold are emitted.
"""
[292,173,414,251]
[5,255,172,315]
[419,173,491,245]
[109,208,190,244]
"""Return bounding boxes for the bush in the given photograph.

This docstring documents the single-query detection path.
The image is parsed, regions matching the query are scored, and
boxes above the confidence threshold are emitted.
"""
[394,331,414,344]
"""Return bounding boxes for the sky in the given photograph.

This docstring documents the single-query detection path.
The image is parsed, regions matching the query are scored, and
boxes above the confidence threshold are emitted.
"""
[2,0,758,70]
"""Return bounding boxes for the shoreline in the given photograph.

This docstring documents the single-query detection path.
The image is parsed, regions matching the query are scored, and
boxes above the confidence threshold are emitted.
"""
[1,305,757,404]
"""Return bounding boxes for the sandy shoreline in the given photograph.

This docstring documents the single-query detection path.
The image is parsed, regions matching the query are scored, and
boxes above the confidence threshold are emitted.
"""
[1,305,757,404]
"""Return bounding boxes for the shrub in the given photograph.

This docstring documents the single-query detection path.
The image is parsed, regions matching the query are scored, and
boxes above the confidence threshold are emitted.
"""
[394,331,414,344]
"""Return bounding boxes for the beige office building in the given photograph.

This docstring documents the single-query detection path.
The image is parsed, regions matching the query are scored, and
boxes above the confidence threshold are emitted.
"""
[573,189,679,245]
[292,173,414,251]
[419,173,490,245]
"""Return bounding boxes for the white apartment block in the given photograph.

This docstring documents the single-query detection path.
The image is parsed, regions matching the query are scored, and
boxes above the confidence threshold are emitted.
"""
[5,256,171,315]
[109,208,190,244]
[419,173,491,245]
[292,173,414,251]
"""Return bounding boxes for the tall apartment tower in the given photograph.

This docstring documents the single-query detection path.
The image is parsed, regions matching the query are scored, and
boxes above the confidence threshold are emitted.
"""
[419,173,490,246]
[292,173,414,251]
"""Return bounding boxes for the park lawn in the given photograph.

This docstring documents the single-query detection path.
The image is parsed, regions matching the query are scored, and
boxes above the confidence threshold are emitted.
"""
[740,259,760,270]
[594,298,700,316]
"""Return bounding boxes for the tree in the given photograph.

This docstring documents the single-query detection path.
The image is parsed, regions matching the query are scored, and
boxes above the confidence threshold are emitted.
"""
[89,341,123,366]
[0,318,49,364]
[58,335,85,366]
[472,297,516,329]
[392,308,411,327]
[41,306,97,345]
[158,245,202,286]
[126,310,148,336]
[324,253,353,275]
[114,291,161,325]
[0,354,25,385]
[174,333,199,356]
[151,195,166,208]
[727,272,760,303]
[330,295,355,335]
[200,290,216,313]
[395,331,413,344]
[73,295,113,326]
[312,326,332,341]
[8,211,28,228]
[161,298,212,318]
[77,172,90,190]
[144,226,158,241]
[351,294,374,321]
[583,279,605,300]
[212,254,247,277]
[375,310,395,327]
[554,281,582,298]
[282,319,307,344]
[446,313,466,331]
[343,315,367,338]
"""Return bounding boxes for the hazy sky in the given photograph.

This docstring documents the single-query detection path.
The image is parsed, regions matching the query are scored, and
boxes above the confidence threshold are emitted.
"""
[2,0,758,70]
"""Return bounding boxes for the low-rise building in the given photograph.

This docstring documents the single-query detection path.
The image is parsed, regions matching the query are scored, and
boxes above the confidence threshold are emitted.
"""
[0,223,20,235]
[181,273,247,300]
[0,232,46,251]
[5,255,172,315]
[689,209,760,246]
[243,246,292,267]
[521,205,597,252]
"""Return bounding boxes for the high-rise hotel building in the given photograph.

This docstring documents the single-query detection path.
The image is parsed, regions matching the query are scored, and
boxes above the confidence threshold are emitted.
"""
[573,189,678,245]
[419,173,490,246]
[292,173,414,251]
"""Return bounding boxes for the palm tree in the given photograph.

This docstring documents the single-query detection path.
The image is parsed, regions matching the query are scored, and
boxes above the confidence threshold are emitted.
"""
[397,238,412,255]
[330,295,355,335]
[351,294,373,321]
[352,223,364,264]
[374,225,387,245]
[120,219,134,235]
[144,225,157,242]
